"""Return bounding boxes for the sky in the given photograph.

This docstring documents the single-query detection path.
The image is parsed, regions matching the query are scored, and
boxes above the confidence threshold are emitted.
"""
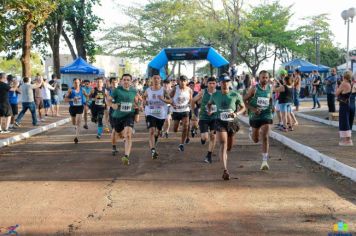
[93,0,356,75]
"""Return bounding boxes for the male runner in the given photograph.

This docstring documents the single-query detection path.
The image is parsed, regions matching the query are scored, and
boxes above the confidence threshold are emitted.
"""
[143,75,171,159]
[243,70,274,171]
[90,78,106,139]
[170,75,193,152]
[192,77,217,163]
[162,79,172,138]
[208,75,245,180]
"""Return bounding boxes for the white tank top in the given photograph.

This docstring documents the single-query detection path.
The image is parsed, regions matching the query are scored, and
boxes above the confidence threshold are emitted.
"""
[172,86,191,112]
[144,87,168,119]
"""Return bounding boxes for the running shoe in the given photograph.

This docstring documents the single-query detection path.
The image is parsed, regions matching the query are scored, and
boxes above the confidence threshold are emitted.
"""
[0,130,10,134]
[222,170,230,180]
[185,138,190,144]
[204,155,212,164]
[121,156,130,165]
[83,124,89,129]
[151,150,159,159]
[260,160,270,170]
[14,122,21,127]
[165,132,169,138]
[96,134,101,139]
[112,148,118,156]
[191,129,196,138]
[74,137,79,144]
[178,144,184,152]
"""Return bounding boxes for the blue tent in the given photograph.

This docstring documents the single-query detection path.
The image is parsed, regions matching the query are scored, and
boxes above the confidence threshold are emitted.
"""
[60,57,105,75]
[147,47,230,79]
[283,59,329,73]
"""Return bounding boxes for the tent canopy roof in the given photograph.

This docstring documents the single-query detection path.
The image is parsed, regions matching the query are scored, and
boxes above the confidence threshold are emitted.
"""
[283,58,330,73]
[60,57,105,75]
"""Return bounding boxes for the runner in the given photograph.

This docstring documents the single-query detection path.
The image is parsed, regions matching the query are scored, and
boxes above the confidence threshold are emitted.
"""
[143,75,171,159]
[188,81,199,138]
[89,78,106,139]
[162,79,172,138]
[108,74,140,165]
[208,75,245,180]
[191,77,217,163]
[64,78,86,144]
[170,75,193,152]
[243,70,274,171]
[82,80,92,129]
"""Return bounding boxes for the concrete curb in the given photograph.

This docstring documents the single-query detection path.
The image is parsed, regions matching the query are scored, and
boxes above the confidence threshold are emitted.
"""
[295,112,356,131]
[0,118,71,148]
[238,115,356,182]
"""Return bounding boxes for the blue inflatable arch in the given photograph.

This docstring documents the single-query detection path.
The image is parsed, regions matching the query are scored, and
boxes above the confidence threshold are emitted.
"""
[147,47,230,79]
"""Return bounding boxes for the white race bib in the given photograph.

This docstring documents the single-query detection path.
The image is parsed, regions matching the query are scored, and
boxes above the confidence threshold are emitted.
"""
[95,99,104,106]
[175,104,188,112]
[120,102,132,112]
[150,106,162,116]
[73,96,82,106]
[220,112,234,121]
[257,97,269,109]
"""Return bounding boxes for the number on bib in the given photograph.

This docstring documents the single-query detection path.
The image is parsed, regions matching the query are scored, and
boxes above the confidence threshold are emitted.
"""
[95,99,104,105]
[257,97,269,109]
[120,102,132,112]
[73,96,82,106]
[220,112,233,121]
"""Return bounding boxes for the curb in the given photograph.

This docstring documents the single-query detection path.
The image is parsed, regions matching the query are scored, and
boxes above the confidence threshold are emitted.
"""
[295,112,356,131]
[0,118,71,148]
[238,115,356,182]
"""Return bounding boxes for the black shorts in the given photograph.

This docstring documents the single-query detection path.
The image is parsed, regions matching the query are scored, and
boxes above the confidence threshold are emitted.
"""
[69,106,84,117]
[199,119,216,133]
[10,104,18,115]
[215,119,240,135]
[91,105,105,118]
[113,115,134,133]
[172,111,189,121]
[0,103,12,117]
[146,115,165,130]
[249,119,273,129]
[109,108,115,129]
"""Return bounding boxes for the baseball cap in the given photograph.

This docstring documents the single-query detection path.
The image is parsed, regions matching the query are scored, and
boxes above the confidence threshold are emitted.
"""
[219,75,231,82]
[279,69,288,76]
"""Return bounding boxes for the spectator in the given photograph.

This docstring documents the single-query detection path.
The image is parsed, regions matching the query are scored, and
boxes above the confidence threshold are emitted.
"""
[311,70,321,109]
[300,74,307,98]
[274,75,294,131]
[8,79,21,129]
[293,69,301,111]
[0,72,12,133]
[336,71,353,146]
[230,64,238,79]
[15,77,43,127]
[41,78,55,116]
[349,72,356,131]
[33,74,45,121]
[324,68,337,114]
[49,74,62,117]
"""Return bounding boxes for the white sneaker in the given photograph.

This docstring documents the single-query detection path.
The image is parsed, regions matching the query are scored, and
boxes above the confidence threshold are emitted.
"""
[260,160,270,171]
[40,118,45,122]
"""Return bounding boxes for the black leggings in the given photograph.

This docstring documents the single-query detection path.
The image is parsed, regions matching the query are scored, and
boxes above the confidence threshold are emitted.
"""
[91,106,105,127]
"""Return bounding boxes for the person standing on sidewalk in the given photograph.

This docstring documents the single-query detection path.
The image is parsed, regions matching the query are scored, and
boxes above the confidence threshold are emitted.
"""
[311,70,321,109]
[41,78,55,117]
[324,68,337,114]
[293,69,301,111]
[336,71,353,146]
[49,74,62,117]
[349,73,356,130]
[0,72,12,134]
[15,77,43,127]
[33,75,45,122]
[244,70,274,171]
[8,78,20,130]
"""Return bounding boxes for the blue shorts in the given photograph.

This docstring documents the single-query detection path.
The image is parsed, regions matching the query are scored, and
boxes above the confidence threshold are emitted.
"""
[43,99,51,108]
[279,103,292,113]
[51,95,59,105]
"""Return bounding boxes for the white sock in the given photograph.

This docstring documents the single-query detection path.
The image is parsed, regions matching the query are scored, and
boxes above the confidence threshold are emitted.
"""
[262,153,268,161]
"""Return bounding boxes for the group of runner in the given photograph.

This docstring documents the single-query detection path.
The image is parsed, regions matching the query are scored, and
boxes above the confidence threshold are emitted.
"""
[64,71,274,180]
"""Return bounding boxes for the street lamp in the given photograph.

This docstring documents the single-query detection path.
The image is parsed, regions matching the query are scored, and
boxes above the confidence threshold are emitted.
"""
[341,7,356,69]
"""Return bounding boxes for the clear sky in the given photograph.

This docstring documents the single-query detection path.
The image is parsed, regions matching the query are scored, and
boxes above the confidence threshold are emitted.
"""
[93,0,356,74]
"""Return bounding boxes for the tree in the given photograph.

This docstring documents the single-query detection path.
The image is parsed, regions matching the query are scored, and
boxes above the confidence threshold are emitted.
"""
[63,0,101,61]
[3,0,56,77]
[0,53,44,76]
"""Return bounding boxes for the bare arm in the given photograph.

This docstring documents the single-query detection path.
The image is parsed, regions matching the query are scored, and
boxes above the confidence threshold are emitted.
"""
[64,88,72,102]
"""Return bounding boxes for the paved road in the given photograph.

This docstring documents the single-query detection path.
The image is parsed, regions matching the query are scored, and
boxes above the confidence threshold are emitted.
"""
[0,119,355,235]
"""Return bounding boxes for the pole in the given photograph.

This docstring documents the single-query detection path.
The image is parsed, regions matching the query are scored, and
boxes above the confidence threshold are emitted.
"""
[346,19,350,70]
[193,61,196,77]
[316,33,320,66]
[178,62,181,78]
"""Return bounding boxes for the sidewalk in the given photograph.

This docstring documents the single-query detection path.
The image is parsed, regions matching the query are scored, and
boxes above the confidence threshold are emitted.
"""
[0,104,70,148]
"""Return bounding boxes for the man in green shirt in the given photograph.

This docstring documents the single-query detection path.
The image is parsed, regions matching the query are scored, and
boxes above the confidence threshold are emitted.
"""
[208,75,245,180]
[243,70,274,171]
[108,73,140,165]
[192,77,217,164]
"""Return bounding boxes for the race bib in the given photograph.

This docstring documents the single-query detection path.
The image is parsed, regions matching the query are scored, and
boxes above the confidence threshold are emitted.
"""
[120,102,132,112]
[150,106,162,116]
[206,104,217,113]
[175,104,188,112]
[220,112,234,121]
[257,97,269,109]
[95,99,104,106]
[73,96,82,106]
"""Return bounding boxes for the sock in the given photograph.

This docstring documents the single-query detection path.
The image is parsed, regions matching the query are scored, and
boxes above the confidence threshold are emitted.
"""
[112,145,116,150]
[151,148,156,153]
[262,153,268,161]
[98,126,103,135]
[207,151,212,157]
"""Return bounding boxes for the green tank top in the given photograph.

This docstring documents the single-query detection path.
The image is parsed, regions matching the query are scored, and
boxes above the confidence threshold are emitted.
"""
[199,89,217,120]
[210,90,243,122]
[248,84,273,120]
[111,86,137,119]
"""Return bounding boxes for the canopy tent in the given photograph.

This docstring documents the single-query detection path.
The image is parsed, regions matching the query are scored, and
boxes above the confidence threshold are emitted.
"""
[147,47,230,79]
[283,59,330,73]
[60,57,105,89]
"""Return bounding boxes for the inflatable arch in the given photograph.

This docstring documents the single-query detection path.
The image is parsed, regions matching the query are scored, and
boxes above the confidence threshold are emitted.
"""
[147,47,230,79]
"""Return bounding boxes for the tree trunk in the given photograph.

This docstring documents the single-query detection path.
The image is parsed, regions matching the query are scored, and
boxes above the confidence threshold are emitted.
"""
[21,18,34,78]
[230,37,238,65]
[74,32,86,60]
[48,18,64,79]
[62,29,77,60]
[272,48,278,78]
